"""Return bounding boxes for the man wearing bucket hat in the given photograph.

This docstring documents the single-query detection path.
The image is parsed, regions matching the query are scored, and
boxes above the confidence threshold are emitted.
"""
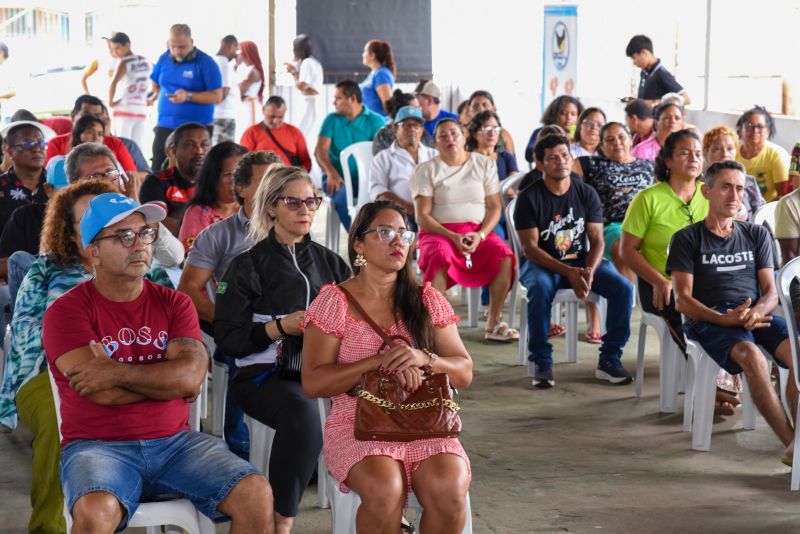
[0,120,56,234]
[41,192,274,532]
[369,105,437,222]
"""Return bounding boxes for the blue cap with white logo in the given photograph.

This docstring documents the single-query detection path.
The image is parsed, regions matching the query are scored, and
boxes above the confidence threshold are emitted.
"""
[80,193,166,248]
[394,106,424,124]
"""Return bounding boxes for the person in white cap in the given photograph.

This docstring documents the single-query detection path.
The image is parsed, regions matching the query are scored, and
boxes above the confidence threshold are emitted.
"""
[42,192,275,533]
[414,80,457,139]
[0,120,56,233]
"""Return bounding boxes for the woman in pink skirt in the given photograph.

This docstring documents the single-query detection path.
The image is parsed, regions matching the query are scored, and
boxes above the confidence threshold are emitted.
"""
[302,200,473,534]
[411,118,517,341]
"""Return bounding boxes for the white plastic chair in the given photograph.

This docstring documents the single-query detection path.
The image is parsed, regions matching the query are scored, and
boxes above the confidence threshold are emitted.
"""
[210,360,228,437]
[242,414,276,477]
[340,141,374,224]
[634,281,685,414]
[47,367,214,533]
[683,339,757,451]
[500,172,524,202]
[776,257,800,489]
[753,201,782,265]
[317,398,473,533]
[325,199,342,254]
[243,412,328,508]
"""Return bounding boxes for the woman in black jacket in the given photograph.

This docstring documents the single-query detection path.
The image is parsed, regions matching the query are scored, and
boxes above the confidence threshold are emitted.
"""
[214,164,350,533]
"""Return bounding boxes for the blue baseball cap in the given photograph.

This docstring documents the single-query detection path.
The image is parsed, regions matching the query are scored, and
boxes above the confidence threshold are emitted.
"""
[394,106,424,124]
[80,193,166,248]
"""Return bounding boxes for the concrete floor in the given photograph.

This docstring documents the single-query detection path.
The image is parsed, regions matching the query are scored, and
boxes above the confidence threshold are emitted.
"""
[2,303,799,533]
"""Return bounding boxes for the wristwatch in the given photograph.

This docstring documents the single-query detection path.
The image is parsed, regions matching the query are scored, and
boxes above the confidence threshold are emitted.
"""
[186,92,193,102]
[422,348,439,373]
[479,231,486,241]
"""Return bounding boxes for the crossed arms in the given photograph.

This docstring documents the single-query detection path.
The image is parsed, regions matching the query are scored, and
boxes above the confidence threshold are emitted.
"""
[53,337,208,406]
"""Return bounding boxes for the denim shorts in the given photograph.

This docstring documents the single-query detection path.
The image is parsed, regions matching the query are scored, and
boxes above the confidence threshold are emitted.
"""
[684,313,789,374]
[61,430,261,530]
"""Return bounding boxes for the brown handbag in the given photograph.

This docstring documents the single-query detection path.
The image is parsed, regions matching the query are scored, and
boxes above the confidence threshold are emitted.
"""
[339,286,462,442]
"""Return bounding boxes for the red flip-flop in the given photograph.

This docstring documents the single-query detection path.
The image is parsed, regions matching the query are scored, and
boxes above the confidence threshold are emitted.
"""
[548,324,566,338]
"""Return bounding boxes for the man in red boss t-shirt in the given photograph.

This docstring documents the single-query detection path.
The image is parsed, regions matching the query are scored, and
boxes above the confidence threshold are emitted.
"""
[42,193,274,533]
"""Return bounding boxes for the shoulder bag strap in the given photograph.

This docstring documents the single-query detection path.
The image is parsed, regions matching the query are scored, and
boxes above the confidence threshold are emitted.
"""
[259,123,297,161]
[338,285,395,346]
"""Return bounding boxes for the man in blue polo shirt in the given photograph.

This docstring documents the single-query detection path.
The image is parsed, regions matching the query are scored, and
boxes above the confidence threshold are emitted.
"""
[149,24,222,171]
[314,80,384,230]
[414,80,457,138]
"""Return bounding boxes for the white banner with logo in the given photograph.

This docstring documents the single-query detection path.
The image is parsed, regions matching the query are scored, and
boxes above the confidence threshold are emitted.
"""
[541,5,578,114]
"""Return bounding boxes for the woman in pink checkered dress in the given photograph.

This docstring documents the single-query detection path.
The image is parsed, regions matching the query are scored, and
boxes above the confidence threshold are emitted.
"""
[302,200,473,534]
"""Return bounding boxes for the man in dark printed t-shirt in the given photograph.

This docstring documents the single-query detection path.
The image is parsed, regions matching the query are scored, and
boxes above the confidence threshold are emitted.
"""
[514,134,634,389]
[668,161,797,460]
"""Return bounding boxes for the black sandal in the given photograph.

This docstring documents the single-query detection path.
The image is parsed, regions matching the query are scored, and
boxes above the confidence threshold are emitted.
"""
[400,519,417,533]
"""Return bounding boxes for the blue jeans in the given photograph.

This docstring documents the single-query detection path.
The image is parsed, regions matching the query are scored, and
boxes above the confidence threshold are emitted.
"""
[61,430,260,529]
[214,349,250,460]
[9,250,36,316]
[321,174,352,231]
[520,259,633,367]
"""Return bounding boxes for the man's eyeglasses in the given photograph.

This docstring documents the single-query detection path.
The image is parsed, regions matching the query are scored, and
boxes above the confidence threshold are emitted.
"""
[86,169,122,182]
[479,125,502,134]
[12,140,47,152]
[743,122,768,132]
[362,225,415,246]
[680,204,695,225]
[278,196,322,211]
[93,226,158,248]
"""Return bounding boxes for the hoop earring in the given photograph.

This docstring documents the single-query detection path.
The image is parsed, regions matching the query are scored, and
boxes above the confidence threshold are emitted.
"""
[353,254,367,268]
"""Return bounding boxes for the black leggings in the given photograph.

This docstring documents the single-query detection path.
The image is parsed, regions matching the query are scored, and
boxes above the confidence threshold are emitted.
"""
[231,363,322,517]
[638,277,687,356]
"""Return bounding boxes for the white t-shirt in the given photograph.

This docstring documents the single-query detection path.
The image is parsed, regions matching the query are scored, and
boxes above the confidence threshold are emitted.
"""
[298,56,323,92]
[113,54,151,115]
[214,55,239,119]
[410,152,500,224]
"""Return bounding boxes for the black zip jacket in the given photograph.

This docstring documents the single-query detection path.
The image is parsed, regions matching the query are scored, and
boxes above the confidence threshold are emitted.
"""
[213,230,351,358]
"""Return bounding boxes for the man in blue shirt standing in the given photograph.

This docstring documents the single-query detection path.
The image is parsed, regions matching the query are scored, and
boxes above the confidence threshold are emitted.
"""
[149,24,222,171]
[314,80,384,230]
[415,80,457,139]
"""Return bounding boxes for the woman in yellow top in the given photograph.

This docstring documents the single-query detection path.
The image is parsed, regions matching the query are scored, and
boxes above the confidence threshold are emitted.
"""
[620,129,707,354]
[735,106,790,202]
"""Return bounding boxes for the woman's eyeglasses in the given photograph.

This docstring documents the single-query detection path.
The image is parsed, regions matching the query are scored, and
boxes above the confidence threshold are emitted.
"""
[680,204,694,224]
[93,226,158,248]
[362,225,415,246]
[278,196,322,211]
[582,119,604,130]
[479,125,502,134]
[743,122,768,132]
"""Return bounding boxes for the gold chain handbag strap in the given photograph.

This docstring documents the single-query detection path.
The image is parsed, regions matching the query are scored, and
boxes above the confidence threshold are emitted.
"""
[357,387,460,412]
